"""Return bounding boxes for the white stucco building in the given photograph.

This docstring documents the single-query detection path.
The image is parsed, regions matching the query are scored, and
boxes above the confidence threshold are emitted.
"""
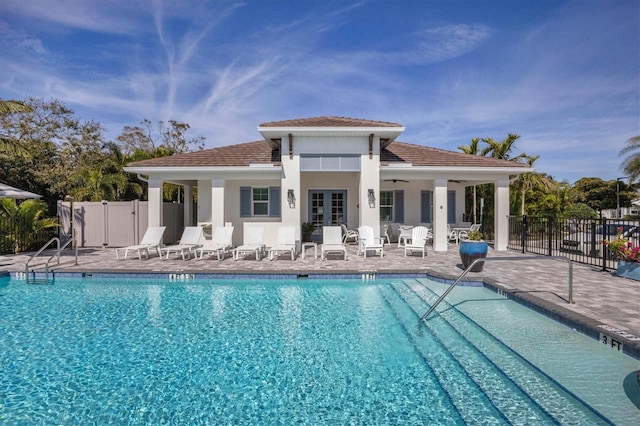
[124,116,531,251]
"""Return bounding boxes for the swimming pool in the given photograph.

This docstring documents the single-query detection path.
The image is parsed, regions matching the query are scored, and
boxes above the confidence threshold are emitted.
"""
[0,275,638,424]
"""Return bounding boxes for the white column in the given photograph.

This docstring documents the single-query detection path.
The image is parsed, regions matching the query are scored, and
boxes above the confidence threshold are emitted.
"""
[211,179,225,228]
[197,179,212,224]
[183,185,192,226]
[432,179,449,252]
[148,178,164,228]
[455,185,466,223]
[359,138,380,235]
[494,179,510,251]
[281,154,301,242]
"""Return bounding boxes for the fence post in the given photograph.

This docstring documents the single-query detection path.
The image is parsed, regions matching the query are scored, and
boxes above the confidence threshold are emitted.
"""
[521,215,527,254]
[601,216,608,272]
[547,216,553,257]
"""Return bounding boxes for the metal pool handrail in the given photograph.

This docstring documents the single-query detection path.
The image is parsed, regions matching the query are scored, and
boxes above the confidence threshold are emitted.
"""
[25,237,60,276]
[419,255,574,323]
[25,237,78,283]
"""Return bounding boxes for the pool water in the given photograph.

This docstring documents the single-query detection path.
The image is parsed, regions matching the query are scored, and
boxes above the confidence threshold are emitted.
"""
[0,276,637,425]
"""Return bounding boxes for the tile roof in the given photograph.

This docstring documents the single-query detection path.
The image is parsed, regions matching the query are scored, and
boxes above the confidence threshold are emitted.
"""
[126,141,279,167]
[382,142,530,168]
[126,140,529,169]
[259,116,403,128]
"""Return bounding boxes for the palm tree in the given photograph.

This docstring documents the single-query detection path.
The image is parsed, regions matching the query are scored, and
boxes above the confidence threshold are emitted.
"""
[74,168,116,201]
[480,133,527,162]
[458,137,482,223]
[511,156,555,215]
[619,135,640,182]
[0,99,33,157]
[0,198,58,253]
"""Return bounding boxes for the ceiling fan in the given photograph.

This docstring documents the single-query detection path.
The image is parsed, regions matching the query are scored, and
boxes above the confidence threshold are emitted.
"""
[383,179,409,183]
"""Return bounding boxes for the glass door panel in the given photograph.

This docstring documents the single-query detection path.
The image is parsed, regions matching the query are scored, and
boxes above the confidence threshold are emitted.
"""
[308,190,347,242]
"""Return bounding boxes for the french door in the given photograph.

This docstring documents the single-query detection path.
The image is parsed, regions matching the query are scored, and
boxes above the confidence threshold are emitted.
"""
[308,190,347,241]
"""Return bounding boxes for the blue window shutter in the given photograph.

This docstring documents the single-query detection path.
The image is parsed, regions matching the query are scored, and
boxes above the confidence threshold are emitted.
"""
[394,190,404,223]
[447,190,456,223]
[240,187,251,217]
[421,191,432,223]
[269,187,281,218]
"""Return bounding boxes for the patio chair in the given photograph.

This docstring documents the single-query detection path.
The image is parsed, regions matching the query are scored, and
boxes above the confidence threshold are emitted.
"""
[268,226,297,260]
[447,224,460,245]
[404,226,430,258]
[321,226,348,260]
[398,225,413,248]
[340,223,359,244]
[196,226,234,260]
[233,226,265,260]
[115,226,166,260]
[160,226,204,260]
[381,223,391,244]
[357,225,384,258]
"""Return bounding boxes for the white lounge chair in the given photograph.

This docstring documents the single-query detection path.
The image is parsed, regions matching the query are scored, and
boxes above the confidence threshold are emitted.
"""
[357,225,384,258]
[115,226,166,260]
[340,223,359,244]
[233,226,265,260]
[321,226,348,260]
[161,226,204,260]
[404,226,430,258]
[196,226,234,260]
[268,226,296,260]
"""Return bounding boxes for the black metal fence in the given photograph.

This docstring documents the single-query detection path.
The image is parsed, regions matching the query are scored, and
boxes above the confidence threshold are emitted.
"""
[0,216,59,255]
[508,215,640,271]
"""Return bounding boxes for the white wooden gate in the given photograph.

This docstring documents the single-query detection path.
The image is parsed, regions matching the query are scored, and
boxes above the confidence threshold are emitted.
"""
[57,200,185,247]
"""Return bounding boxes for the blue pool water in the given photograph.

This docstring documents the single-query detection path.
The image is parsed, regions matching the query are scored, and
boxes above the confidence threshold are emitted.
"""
[0,276,638,425]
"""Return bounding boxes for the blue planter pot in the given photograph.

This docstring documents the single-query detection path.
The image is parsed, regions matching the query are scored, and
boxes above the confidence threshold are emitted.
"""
[616,261,640,281]
[459,240,488,272]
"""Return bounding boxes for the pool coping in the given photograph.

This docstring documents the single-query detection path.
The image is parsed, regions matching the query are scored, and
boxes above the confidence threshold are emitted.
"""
[3,268,640,360]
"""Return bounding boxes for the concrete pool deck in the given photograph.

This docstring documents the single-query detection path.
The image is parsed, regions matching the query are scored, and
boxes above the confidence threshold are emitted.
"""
[2,243,639,359]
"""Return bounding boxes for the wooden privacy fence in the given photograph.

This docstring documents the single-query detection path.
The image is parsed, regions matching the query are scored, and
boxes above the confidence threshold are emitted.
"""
[57,200,185,247]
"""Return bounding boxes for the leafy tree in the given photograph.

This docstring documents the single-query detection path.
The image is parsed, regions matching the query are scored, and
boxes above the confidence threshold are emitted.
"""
[572,178,630,212]
[0,99,32,157]
[115,119,205,201]
[619,135,640,182]
[564,202,598,220]
[0,97,107,208]
[532,181,574,217]
[116,119,204,155]
[0,198,58,253]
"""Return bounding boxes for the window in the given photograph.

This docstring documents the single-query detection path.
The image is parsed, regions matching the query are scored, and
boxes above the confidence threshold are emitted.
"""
[380,191,394,221]
[240,186,281,218]
[300,155,360,171]
[252,188,269,216]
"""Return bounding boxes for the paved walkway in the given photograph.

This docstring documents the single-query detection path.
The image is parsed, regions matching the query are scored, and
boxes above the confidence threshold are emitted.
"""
[2,243,639,358]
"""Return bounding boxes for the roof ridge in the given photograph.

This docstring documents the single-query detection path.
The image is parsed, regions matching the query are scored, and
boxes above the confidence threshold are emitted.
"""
[259,116,403,128]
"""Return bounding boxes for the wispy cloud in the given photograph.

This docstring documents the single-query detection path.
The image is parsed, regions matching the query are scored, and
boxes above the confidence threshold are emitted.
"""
[0,0,637,183]
[415,24,492,63]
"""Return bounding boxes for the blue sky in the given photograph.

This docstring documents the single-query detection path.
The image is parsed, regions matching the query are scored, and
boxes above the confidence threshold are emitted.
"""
[0,0,638,184]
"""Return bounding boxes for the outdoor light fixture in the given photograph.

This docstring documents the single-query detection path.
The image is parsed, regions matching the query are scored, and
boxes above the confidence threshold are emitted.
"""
[368,189,375,208]
[287,189,295,208]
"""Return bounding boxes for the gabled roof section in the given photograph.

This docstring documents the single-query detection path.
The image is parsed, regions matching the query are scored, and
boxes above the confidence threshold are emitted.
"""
[258,116,405,149]
[126,141,280,168]
[382,142,531,168]
[259,116,403,128]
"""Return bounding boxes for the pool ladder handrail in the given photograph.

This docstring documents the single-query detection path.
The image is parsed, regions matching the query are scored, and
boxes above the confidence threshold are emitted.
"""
[419,255,574,323]
[25,237,78,283]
